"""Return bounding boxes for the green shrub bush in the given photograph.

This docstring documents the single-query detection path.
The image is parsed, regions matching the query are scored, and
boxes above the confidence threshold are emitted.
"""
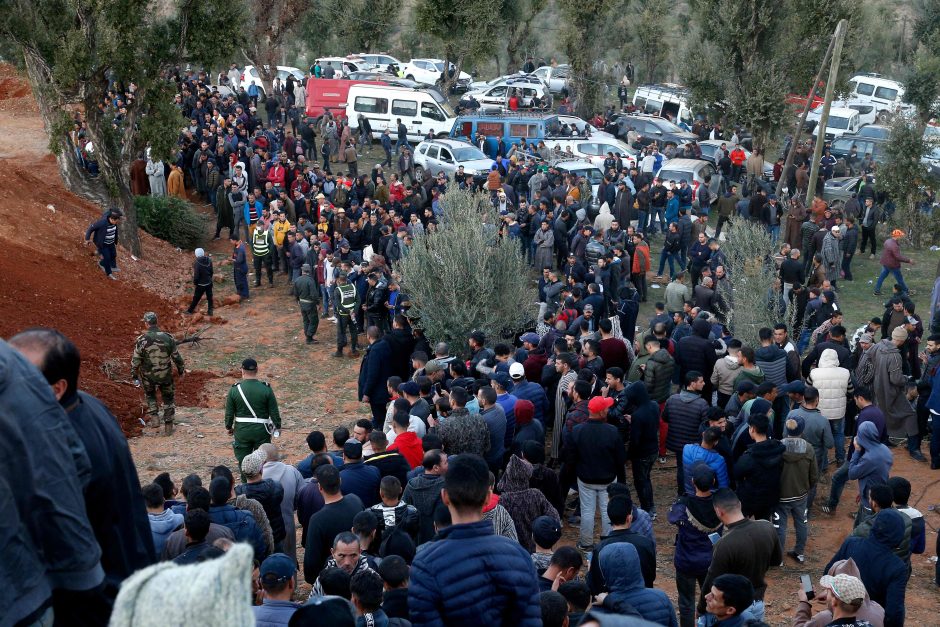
[134,195,206,250]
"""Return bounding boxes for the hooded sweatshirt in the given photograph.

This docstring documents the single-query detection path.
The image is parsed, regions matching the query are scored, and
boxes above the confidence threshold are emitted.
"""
[734,438,786,516]
[148,509,183,557]
[599,543,678,627]
[667,494,722,576]
[848,421,892,504]
[624,382,661,459]
[496,456,560,552]
[825,509,908,627]
[794,557,885,627]
[779,436,818,501]
[807,348,852,420]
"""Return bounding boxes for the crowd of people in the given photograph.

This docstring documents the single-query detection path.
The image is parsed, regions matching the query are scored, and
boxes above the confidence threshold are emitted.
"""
[41,64,940,627]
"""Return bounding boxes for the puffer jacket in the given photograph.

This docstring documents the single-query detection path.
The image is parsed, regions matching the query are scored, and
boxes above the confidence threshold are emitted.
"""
[599,544,678,627]
[848,421,892,503]
[409,520,541,626]
[754,344,789,386]
[824,510,908,627]
[235,479,286,543]
[681,445,729,495]
[807,348,852,421]
[208,504,268,560]
[676,319,718,382]
[496,456,560,552]
[403,473,445,544]
[623,382,661,459]
[667,494,722,577]
[733,439,785,516]
[778,437,818,501]
[710,355,742,396]
[663,390,710,454]
[643,348,675,402]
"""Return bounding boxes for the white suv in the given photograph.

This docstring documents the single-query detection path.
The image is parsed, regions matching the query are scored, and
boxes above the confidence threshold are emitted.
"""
[399,59,472,92]
[414,139,493,179]
[240,65,305,98]
[355,53,402,73]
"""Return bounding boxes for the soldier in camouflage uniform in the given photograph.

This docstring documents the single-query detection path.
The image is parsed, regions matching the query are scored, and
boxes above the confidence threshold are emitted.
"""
[131,312,185,435]
[225,357,281,478]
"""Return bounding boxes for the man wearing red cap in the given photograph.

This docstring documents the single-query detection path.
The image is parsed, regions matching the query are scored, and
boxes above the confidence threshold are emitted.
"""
[564,395,626,550]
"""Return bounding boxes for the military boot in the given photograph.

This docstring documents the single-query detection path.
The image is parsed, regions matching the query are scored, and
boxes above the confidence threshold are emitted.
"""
[163,407,175,436]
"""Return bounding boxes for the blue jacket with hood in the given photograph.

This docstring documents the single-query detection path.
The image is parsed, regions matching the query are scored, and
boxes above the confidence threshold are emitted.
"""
[848,421,892,503]
[599,543,678,627]
[825,509,909,627]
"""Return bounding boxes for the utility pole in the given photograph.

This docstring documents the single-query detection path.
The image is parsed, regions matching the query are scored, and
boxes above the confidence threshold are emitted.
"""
[774,33,837,199]
[806,19,848,205]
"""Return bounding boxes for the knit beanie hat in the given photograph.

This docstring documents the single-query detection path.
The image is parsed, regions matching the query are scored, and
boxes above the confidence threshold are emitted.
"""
[891,326,909,342]
[514,399,535,426]
[110,544,254,627]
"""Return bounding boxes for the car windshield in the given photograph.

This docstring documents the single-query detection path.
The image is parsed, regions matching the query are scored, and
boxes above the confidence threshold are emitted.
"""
[431,62,445,71]
[651,119,684,133]
[453,146,487,161]
[828,116,850,130]
[656,170,688,182]
[856,127,887,138]
[568,168,603,185]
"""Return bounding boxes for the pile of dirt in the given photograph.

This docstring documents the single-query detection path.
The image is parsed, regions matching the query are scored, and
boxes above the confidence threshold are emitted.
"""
[0,94,217,435]
[0,63,38,113]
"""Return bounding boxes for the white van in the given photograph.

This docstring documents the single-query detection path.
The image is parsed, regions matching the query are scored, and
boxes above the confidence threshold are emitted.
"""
[346,84,457,141]
[847,74,909,120]
[632,84,695,128]
[812,107,862,141]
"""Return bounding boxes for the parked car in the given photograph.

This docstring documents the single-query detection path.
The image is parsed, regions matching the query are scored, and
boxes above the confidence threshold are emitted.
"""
[468,72,542,92]
[314,57,368,78]
[632,83,695,128]
[459,77,549,110]
[606,114,698,149]
[821,176,864,210]
[811,107,863,141]
[653,158,717,204]
[553,158,604,206]
[541,137,638,171]
[354,53,402,73]
[344,72,433,90]
[399,59,472,93]
[414,139,494,179]
[828,135,889,166]
[532,65,570,94]
[240,65,305,99]
[696,139,774,180]
[855,124,891,140]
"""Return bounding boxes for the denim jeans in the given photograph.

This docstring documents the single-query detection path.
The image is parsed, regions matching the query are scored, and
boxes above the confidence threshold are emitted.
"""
[774,495,808,554]
[829,418,845,465]
[631,453,657,513]
[875,266,908,293]
[825,460,850,510]
[651,207,666,232]
[676,570,706,627]
[636,210,648,233]
[577,478,611,546]
[809,444,828,508]
[320,285,332,316]
[931,410,940,466]
[658,251,679,277]
[797,329,812,355]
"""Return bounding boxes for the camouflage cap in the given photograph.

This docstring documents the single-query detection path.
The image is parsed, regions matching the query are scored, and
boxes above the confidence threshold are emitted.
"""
[142,312,158,324]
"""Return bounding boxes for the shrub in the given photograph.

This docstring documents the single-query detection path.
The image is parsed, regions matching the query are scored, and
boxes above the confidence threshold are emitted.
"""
[134,195,207,250]
[398,188,538,356]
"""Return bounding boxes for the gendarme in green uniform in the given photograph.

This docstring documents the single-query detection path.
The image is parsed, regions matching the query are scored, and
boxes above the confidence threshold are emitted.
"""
[224,358,281,475]
[291,264,320,343]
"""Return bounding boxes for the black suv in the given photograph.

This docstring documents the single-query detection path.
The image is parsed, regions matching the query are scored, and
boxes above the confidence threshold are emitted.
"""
[605,114,698,149]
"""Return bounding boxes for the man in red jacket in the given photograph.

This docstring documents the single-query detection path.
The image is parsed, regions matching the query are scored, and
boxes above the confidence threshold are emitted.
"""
[874,229,913,296]
[388,411,423,468]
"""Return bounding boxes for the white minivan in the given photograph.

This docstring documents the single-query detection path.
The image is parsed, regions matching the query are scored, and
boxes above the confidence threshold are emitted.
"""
[812,107,862,141]
[847,74,911,120]
[346,84,456,141]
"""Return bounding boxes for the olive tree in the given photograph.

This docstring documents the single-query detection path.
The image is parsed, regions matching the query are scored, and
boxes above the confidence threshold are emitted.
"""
[879,115,937,247]
[398,189,538,356]
[717,221,782,347]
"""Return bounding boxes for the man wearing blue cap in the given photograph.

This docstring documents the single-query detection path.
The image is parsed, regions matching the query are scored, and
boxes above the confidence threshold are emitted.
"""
[254,553,300,625]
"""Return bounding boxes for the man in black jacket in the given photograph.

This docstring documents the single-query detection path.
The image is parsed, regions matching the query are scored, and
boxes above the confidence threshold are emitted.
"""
[84,208,124,279]
[587,495,657,594]
[358,326,393,429]
[565,396,626,550]
[733,413,785,521]
[677,318,719,403]
[621,380,661,514]
[187,248,215,316]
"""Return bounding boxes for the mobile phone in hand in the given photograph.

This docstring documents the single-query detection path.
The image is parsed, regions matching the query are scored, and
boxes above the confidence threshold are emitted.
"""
[800,574,815,600]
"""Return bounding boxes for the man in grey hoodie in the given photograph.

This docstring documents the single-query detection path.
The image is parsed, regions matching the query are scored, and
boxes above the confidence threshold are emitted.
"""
[846,421,893,527]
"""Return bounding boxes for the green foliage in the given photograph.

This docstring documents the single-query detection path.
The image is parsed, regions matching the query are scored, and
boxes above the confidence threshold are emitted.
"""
[718,221,780,347]
[683,0,853,151]
[398,189,538,356]
[338,0,400,52]
[879,116,937,246]
[904,50,940,122]
[414,0,504,77]
[134,195,207,250]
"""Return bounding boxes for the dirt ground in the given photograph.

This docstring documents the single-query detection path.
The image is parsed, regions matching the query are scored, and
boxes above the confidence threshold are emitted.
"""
[0,63,937,624]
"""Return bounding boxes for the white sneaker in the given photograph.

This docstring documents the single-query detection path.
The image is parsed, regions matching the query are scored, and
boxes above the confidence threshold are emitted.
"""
[328,316,337,323]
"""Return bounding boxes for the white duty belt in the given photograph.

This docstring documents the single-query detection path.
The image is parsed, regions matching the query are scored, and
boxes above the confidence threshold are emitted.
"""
[234,383,275,434]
